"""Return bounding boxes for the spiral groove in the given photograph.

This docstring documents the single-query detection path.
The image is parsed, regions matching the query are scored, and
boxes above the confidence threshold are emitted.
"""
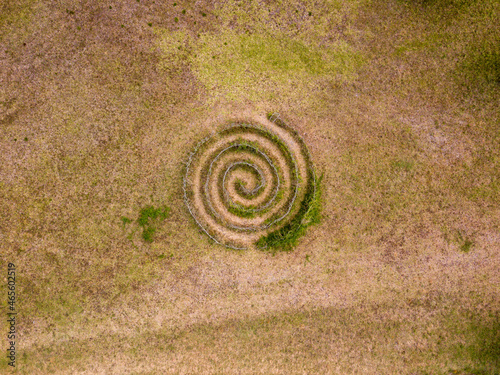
[184,115,316,250]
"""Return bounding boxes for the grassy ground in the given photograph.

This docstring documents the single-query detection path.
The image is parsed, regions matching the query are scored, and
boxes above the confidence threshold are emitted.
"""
[1,0,499,373]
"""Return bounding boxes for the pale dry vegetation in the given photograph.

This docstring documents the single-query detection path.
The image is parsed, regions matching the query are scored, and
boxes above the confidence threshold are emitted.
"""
[0,0,499,374]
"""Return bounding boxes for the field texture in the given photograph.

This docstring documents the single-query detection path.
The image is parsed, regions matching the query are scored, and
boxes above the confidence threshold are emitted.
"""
[1,0,499,374]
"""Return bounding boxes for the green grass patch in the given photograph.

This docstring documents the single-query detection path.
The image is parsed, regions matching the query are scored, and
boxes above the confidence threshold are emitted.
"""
[456,230,474,253]
[257,173,322,252]
[193,32,362,102]
[156,26,364,103]
[120,216,132,227]
[137,205,170,242]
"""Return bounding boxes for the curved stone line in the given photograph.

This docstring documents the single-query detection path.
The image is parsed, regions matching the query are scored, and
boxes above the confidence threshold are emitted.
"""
[202,129,299,232]
[207,144,279,217]
[260,113,318,246]
[184,117,314,250]
[183,135,247,250]
[204,153,281,231]
[223,161,267,207]
[236,116,319,248]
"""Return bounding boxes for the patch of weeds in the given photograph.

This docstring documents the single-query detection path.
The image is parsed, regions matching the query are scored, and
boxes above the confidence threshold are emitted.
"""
[121,216,132,227]
[456,230,474,252]
[460,239,474,253]
[304,254,311,264]
[257,173,322,252]
[135,205,170,242]
[158,253,174,259]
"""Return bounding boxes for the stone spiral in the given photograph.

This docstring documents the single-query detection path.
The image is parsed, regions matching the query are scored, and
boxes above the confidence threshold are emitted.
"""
[183,115,316,250]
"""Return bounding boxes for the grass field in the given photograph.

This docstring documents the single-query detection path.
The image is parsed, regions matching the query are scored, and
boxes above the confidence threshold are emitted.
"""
[1,0,499,373]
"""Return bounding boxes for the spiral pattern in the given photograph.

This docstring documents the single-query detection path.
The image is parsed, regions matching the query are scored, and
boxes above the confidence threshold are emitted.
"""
[183,115,316,250]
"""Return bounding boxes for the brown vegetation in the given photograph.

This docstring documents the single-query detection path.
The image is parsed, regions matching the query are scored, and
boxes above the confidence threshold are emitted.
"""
[1,0,499,373]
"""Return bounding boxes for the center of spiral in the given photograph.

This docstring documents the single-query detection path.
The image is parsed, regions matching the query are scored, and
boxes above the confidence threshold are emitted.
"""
[225,162,264,198]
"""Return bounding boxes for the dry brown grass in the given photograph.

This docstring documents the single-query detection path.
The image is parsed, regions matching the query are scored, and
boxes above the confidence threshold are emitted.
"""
[1,0,499,374]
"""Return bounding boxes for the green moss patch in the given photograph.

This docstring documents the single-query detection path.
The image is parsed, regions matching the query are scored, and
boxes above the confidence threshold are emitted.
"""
[156,25,365,104]
[257,173,322,252]
[122,205,170,243]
